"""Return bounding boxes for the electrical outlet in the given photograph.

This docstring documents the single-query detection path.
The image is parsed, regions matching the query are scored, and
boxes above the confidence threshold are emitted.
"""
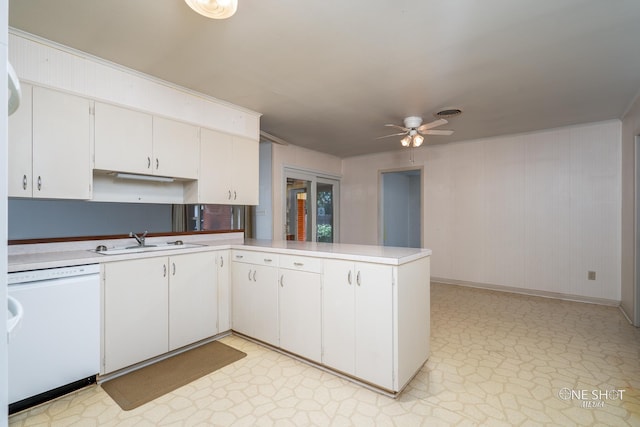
[588,271,596,280]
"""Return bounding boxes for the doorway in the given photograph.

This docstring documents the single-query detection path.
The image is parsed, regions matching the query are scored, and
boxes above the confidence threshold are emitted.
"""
[380,168,422,248]
[284,168,339,243]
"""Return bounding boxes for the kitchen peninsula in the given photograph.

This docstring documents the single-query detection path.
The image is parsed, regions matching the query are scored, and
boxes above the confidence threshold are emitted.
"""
[8,235,431,396]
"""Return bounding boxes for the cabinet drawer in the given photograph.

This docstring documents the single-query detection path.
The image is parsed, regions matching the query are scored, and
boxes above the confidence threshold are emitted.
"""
[279,255,322,274]
[231,250,278,267]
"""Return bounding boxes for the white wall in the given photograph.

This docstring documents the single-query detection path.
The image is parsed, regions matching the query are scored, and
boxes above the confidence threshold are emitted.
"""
[621,95,640,324]
[342,121,622,303]
[271,143,342,240]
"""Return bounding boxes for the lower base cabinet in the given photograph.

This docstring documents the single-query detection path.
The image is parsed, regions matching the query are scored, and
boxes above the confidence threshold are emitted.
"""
[278,259,322,363]
[168,251,218,351]
[323,259,394,390]
[231,255,279,346]
[103,257,169,373]
[103,251,220,374]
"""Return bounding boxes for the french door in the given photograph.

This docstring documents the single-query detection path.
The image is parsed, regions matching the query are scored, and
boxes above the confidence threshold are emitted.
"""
[284,168,339,243]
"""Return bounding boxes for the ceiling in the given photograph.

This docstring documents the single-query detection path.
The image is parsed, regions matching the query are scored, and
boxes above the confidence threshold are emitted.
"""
[8,0,640,157]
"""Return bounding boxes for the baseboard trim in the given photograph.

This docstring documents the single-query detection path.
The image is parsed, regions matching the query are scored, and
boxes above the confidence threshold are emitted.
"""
[431,277,620,307]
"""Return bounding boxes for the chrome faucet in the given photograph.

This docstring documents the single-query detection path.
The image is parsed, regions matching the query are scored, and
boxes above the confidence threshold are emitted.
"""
[129,231,148,247]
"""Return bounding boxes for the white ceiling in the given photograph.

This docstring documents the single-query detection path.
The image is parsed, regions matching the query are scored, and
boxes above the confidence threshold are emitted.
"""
[9,0,640,157]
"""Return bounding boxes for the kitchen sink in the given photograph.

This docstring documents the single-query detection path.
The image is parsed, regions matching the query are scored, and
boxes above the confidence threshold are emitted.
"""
[92,241,206,255]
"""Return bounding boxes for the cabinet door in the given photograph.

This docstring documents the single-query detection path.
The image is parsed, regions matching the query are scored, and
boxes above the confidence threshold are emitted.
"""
[152,116,199,179]
[231,262,253,337]
[32,86,92,199]
[198,128,233,203]
[168,252,218,351]
[103,257,169,373]
[279,269,321,362]
[8,83,33,197]
[322,259,356,375]
[217,251,231,332]
[252,264,279,346]
[231,136,259,205]
[94,102,153,175]
[355,263,393,389]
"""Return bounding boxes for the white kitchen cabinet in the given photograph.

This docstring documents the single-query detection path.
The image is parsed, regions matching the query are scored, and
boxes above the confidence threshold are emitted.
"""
[323,260,394,389]
[103,257,169,373]
[9,85,92,199]
[278,255,322,362]
[185,128,259,205]
[216,251,232,332]
[94,102,153,175]
[168,251,218,351]
[103,251,220,373]
[94,103,199,180]
[231,251,278,346]
[8,83,32,197]
[152,116,199,180]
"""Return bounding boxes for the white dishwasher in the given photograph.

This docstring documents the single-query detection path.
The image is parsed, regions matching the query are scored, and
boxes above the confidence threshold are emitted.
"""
[8,264,100,413]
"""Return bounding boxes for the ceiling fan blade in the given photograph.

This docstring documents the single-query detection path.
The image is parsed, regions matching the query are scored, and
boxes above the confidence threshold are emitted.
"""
[384,124,409,132]
[423,129,454,136]
[417,118,448,132]
[375,132,408,139]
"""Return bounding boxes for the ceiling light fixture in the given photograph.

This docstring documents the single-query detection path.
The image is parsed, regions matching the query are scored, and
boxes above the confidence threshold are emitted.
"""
[184,0,238,19]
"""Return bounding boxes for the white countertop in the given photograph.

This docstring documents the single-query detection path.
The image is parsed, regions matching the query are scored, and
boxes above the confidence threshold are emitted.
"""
[7,234,431,272]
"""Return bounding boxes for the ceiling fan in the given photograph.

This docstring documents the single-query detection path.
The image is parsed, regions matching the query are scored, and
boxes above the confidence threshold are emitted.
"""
[378,116,454,147]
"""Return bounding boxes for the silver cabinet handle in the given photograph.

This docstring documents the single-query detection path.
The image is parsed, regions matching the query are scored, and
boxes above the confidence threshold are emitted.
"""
[156,158,159,170]
[356,271,361,286]
[253,270,257,281]
[264,258,272,263]
[220,256,224,267]
[280,275,284,287]
[294,262,304,267]
[22,174,27,190]
[163,264,167,277]
[37,176,42,191]
[172,262,176,276]
[236,255,244,259]
[348,270,352,285]
[147,157,151,169]
[234,190,237,200]
[228,190,232,200]
[248,269,252,281]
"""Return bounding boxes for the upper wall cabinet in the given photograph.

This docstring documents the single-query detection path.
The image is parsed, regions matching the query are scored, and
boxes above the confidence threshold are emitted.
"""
[185,128,259,205]
[9,84,92,199]
[94,102,153,176]
[152,117,200,180]
[94,103,199,180]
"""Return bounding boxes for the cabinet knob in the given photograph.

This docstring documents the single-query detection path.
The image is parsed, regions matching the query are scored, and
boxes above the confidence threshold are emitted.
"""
[248,269,252,281]
[22,174,27,190]
[220,256,224,268]
[37,176,42,191]
[228,190,232,200]
[156,158,159,170]
[147,157,151,169]
[172,262,176,276]
[163,264,167,277]
[280,275,284,287]
[253,270,257,281]
[234,190,237,200]
[356,271,361,286]
[348,270,352,285]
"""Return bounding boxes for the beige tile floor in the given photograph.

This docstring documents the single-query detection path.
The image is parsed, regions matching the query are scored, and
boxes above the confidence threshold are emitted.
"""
[9,283,640,426]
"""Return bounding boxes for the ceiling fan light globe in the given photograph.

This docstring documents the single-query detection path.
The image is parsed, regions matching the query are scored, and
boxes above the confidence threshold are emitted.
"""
[413,134,424,147]
[401,135,411,147]
[185,0,238,19]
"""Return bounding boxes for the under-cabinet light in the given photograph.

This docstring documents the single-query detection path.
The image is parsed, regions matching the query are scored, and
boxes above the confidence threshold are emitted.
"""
[113,173,175,183]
